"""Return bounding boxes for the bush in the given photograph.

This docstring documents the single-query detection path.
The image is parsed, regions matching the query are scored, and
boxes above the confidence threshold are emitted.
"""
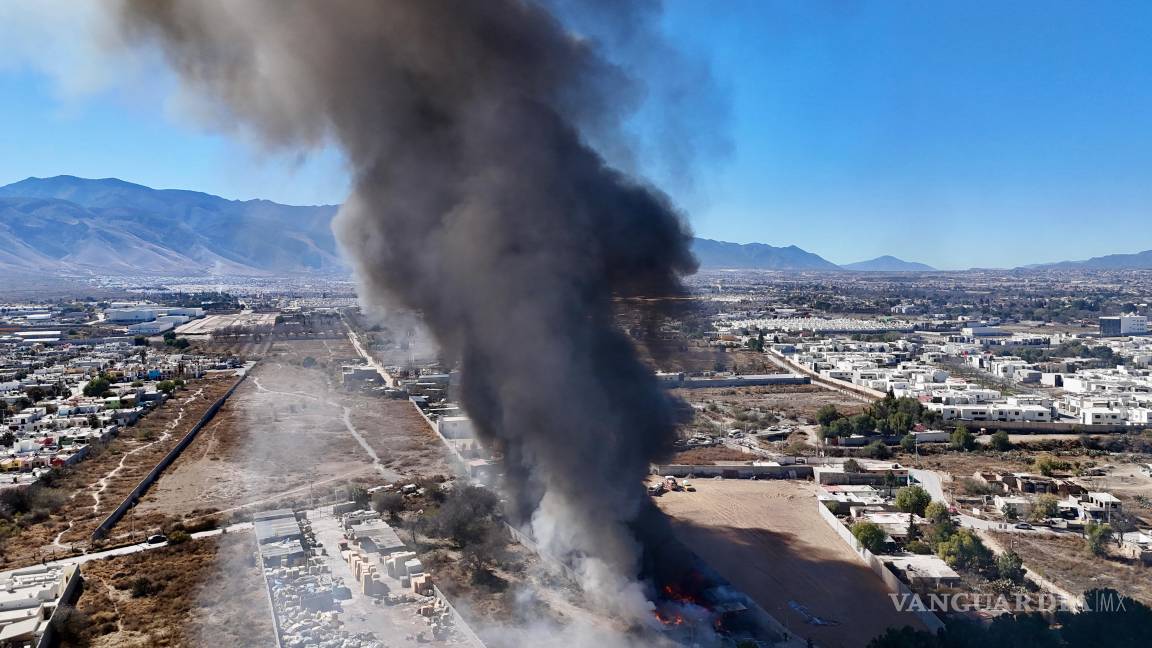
[950,425,976,451]
[1085,522,1112,556]
[129,575,165,597]
[1034,455,1070,477]
[906,540,933,555]
[167,530,192,545]
[866,440,891,459]
[997,551,1026,583]
[430,485,500,548]
[852,521,888,554]
[900,434,917,453]
[49,606,90,644]
[372,492,406,520]
[989,430,1012,451]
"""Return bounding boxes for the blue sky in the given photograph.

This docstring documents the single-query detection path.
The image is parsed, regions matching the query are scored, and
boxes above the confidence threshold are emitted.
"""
[2,1,1152,270]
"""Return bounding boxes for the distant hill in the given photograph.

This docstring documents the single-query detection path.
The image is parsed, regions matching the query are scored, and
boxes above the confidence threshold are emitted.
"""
[0,176,343,276]
[691,238,840,271]
[1025,250,1152,271]
[841,255,935,272]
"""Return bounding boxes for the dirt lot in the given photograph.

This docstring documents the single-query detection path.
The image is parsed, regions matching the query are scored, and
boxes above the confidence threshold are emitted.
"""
[61,532,275,648]
[0,377,239,566]
[644,345,790,375]
[128,339,454,526]
[652,479,926,647]
[672,382,866,428]
[989,531,1152,606]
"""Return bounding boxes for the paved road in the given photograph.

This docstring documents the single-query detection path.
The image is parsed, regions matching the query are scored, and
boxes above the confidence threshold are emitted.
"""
[909,468,1066,536]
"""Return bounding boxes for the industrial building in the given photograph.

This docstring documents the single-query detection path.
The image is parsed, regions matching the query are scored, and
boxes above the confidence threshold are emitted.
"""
[1099,314,1149,337]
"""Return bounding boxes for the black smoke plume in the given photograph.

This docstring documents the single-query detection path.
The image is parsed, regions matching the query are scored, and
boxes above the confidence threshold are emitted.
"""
[117,0,698,617]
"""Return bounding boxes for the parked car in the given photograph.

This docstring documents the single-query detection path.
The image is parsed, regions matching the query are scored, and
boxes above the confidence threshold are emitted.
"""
[146,534,167,545]
[1014,523,1033,530]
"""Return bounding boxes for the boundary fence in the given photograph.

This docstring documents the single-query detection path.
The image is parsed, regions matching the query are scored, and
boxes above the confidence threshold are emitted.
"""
[815,500,945,632]
[91,373,248,540]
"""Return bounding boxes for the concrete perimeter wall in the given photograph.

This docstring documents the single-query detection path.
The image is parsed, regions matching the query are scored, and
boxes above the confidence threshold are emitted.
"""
[815,500,945,633]
[432,585,488,648]
[91,374,248,540]
[767,349,885,401]
[652,463,814,480]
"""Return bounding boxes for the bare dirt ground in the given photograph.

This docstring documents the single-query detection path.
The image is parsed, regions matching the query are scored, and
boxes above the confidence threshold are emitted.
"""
[676,384,865,426]
[670,447,758,464]
[905,452,1032,478]
[652,479,926,647]
[128,339,454,526]
[644,344,790,375]
[61,532,275,648]
[0,377,238,566]
[989,531,1152,606]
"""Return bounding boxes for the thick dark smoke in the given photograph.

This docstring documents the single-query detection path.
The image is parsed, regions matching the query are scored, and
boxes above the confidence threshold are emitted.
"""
[117,0,699,618]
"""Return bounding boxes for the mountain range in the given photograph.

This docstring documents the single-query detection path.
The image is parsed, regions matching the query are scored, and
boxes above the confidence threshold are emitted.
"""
[0,176,342,276]
[1,175,1145,275]
[1025,250,1152,271]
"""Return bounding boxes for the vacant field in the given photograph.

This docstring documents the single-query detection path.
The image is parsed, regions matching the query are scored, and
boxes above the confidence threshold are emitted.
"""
[676,383,865,425]
[128,339,454,525]
[989,531,1152,606]
[644,345,790,375]
[0,377,239,566]
[670,447,757,464]
[61,532,275,648]
[653,479,926,648]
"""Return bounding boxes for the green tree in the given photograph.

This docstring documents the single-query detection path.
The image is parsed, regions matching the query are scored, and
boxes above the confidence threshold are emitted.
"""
[843,458,863,473]
[924,501,950,525]
[852,521,889,554]
[950,425,976,451]
[372,492,406,522]
[823,417,853,440]
[1085,522,1113,556]
[851,413,877,436]
[997,551,1026,583]
[815,404,841,427]
[937,528,993,570]
[888,412,914,435]
[895,485,932,517]
[900,433,917,453]
[989,430,1012,451]
[83,376,112,398]
[1031,494,1059,521]
[0,432,15,447]
[157,380,176,394]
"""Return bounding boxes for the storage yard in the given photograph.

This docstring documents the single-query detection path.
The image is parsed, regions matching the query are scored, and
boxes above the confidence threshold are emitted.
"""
[651,478,927,647]
[175,313,279,336]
